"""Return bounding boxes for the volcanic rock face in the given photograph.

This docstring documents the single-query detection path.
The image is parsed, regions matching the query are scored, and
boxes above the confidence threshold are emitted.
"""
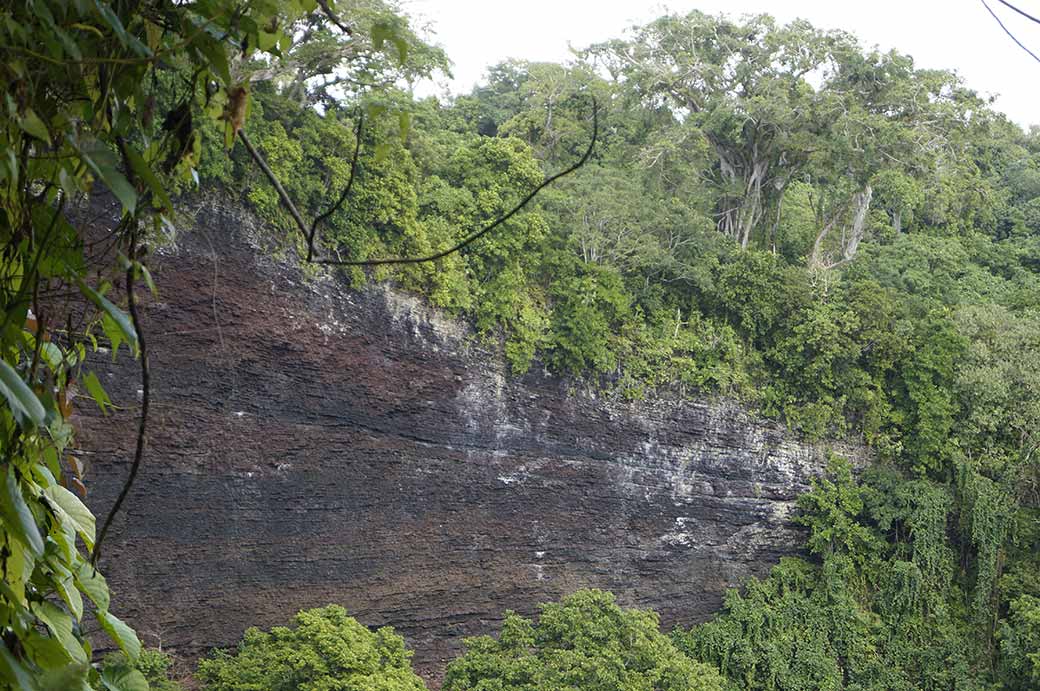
[80,200,850,682]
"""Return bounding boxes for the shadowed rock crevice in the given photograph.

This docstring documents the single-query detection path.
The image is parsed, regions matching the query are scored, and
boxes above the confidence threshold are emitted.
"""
[79,200,856,683]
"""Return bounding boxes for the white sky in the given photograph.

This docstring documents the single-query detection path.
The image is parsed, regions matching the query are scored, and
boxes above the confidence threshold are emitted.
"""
[403,0,1040,128]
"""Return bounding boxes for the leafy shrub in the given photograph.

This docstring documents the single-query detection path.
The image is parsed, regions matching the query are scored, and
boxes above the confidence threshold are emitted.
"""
[196,606,427,691]
[444,589,726,691]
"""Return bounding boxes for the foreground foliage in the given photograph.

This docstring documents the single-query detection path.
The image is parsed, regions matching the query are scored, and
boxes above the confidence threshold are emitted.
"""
[0,0,418,687]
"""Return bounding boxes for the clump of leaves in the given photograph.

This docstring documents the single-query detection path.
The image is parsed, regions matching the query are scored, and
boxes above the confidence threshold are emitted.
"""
[444,589,726,691]
[196,605,427,691]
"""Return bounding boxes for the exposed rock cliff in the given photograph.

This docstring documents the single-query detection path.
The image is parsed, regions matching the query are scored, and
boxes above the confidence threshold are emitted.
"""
[79,200,854,682]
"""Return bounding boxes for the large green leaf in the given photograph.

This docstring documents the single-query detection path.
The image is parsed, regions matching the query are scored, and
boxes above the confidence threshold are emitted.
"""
[93,0,128,46]
[100,665,149,691]
[124,146,172,212]
[77,142,137,214]
[1,465,45,558]
[18,109,51,144]
[82,370,113,415]
[38,663,92,691]
[75,562,110,613]
[0,640,37,691]
[31,601,87,664]
[43,484,96,550]
[51,563,84,621]
[4,532,34,605]
[76,280,138,354]
[0,359,46,429]
[97,611,141,663]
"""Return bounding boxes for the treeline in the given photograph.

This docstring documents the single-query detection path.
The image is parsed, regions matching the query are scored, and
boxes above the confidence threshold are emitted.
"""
[105,591,724,691]
[183,5,1039,690]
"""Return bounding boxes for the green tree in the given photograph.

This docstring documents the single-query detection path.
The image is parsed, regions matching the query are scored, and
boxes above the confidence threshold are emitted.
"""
[444,590,725,691]
[197,606,426,691]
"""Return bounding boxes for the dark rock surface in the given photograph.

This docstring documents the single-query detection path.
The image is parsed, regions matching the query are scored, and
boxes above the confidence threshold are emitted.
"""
[79,200,854,683]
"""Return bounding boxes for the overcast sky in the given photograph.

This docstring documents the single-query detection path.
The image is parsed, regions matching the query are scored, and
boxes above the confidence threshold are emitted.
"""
[402,0,1040,128]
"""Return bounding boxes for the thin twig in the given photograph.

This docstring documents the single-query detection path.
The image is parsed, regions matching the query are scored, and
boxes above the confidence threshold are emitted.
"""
[307,112,364,261]
[981,0,1040,64]
[316,0,353,35]
[997,0,1040,25]
[92,237,150,567]
[237,129,310,234]
[238,97,599,267]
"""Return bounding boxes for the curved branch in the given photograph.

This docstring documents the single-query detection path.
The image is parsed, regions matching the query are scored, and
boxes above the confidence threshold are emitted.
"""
[307,112,364,261]
[237,97,599,267]
[981,0,1040,64]
[91,239,150,567]
[997,0,1040,25]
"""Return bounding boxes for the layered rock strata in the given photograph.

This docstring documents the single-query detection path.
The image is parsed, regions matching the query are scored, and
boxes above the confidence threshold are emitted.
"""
[79,200,852,681]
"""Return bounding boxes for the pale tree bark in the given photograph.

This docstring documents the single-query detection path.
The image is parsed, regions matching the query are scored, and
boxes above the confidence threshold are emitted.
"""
[716,146,772,248]
[810,184,873,270]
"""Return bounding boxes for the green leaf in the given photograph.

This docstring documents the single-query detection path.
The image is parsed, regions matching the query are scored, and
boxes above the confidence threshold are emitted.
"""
[76,562,110,613]
[30,202,85,278]
[50,562,84,621]
[4,533,34,605]
[196,35,231,85]
[32,601,87,664]
[43,484,96,550]
[100,665,149,691]
[257,30,278,51]
[1,465,45,558]
[93,0,128,46]
[0,359,46,429]
[77,280,138,354]
[124,146,172,212]
[97,611,141,663]
[137,263,158,297]
[0,641,37,691]
[77,142,136,215]
[29,633,83,677]
[371,21,407,63]
[38,663,92,691]
[39,342,64,372]
[82,370,113,415]
[19,109,52,144]
[101,313,125,357]
[50,508,78,562]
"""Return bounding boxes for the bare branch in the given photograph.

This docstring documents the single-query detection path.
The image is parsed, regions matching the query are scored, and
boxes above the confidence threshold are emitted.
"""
[307,112,364,261]
[92,237,150,567]
[981,0,1040,65]
[237,97,599,268]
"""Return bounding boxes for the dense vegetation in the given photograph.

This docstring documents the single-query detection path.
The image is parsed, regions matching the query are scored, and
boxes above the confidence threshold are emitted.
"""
[198,7,1040,689]
[443,590,726,691]
[2,0,1039,689]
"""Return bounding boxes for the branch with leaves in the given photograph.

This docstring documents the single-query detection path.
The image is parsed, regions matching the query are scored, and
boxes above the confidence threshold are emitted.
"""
[236,98,599,267]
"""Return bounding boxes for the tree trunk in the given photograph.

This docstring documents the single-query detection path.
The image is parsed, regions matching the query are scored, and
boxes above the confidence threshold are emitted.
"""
[842,184,872,262]
[810,184,873,270]
[715,145,768,249]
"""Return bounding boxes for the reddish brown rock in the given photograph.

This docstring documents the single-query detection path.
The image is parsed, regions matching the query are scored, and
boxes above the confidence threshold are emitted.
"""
[78,199,852,683]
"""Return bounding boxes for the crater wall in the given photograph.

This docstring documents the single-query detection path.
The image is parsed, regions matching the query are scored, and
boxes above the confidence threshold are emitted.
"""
[80,201,852,681]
